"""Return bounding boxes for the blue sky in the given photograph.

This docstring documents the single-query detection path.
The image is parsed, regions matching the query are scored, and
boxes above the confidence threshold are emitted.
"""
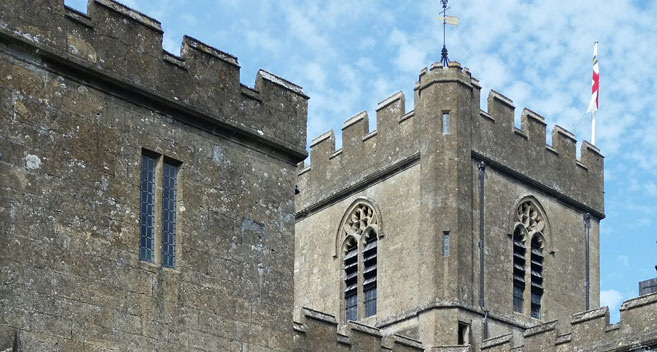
[64,0,657,323]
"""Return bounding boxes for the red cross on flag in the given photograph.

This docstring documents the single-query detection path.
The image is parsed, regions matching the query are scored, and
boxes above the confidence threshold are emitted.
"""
[586,42,599,113]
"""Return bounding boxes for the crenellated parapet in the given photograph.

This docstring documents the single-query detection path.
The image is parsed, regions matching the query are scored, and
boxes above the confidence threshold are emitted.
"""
[473,89,604,217]
[0,0,308,160]
[293,307,425,351]
[481,293,657,351]
[296,89,419,215]
[297,62,604,218]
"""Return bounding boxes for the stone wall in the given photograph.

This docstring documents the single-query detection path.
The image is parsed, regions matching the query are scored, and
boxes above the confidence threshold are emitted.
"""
[293,307,425,352]
[0,1,307,351]
[291,293,657,352]
[298,63,603,218]
[481,293,657,352]
[295,62,605,349]
[294,164,422,325]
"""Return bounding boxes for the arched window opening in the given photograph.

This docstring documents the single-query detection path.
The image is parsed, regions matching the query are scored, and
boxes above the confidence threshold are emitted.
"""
[363,231,377,317]
[338,199,382,322]
[512,198,548,318]
[512,227,526,313]
[344,238,358,321]
[530,236,544,319]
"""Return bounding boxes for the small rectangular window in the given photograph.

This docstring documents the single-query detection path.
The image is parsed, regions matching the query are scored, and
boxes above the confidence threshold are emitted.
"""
[139,154,156,262]
[458,322,469,345]
[161,162,179,268]
[139,150,181,268]
[443,231,450,256]
[442,112,450,134]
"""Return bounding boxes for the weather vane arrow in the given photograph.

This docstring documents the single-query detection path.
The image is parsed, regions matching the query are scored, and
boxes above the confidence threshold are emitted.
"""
[437,0,458,67]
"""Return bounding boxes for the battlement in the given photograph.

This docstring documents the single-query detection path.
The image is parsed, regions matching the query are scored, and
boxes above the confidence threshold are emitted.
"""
[481,293,657,351]
[297,63,603,217]
[0,0,308,160]
[296,87,419,215]
[474,89,604,217]
[293,307,424,351]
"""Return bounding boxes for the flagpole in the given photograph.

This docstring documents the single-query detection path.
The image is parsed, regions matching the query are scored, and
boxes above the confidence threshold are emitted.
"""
[591,110,596,145]
[587,41,599,146]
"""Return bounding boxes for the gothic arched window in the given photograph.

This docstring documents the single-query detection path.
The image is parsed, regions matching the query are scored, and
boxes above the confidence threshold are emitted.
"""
[339,201,380,322]
[512,199,547,319]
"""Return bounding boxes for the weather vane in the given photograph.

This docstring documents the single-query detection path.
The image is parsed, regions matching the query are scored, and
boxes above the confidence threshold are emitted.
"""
[437,0,458,67]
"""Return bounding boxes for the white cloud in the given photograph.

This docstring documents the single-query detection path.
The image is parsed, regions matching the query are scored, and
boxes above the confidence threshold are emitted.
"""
[303,62,326,89]
[162,35,179,54]
[244,30,282,55]
[646,182,657,197]
[180,12,197,26]
[282,4,334,59]
[618,255,629,267]
[359,37,376,50]
[388,28,430,73]
[355,57,375,71]
[600,289,623,313]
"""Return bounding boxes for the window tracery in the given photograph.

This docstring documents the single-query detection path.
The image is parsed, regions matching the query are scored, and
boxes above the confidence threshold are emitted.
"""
[512,199,546,319]
[343,203,378,238]
[339,201,379,322]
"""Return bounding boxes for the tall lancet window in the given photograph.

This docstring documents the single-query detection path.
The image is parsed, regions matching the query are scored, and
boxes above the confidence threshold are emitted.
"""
[344,238,358,321]
[338,200,381,322]
[530,236,544,318]
[363,231,377,317]
[512,227,526,313]
[511,199,547,319]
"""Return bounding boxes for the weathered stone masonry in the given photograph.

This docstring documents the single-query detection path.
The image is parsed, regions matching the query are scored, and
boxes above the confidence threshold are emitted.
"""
[1,1,656,351]
[294,62,606,349]
[0,0,308,350]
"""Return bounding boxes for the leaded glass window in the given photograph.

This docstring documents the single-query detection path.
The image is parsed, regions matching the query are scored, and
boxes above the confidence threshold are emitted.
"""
[139,155,156,262]
[139,151,181,268]
[161,162,178,268]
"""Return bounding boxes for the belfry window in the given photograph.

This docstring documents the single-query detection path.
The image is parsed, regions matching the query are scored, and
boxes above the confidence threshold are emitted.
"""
[344,238,358,321]
[139,150,181,268]
[363,232,377,317]
[511,199,547,318]
[512,227,526,313]
[339,201,380,322]
[530,236,544,318]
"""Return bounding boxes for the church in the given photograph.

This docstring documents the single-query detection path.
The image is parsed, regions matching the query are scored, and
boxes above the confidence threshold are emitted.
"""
[0,1,655,351]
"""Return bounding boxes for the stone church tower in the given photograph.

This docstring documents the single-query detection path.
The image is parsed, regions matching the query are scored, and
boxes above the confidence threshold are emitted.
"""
[294,62,605,350]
